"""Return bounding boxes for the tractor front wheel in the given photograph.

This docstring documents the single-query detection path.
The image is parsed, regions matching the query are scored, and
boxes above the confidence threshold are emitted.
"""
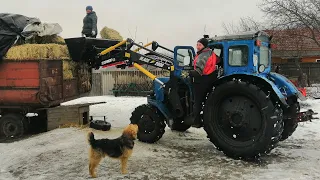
[130,104,166,143]
[203,81,284,160]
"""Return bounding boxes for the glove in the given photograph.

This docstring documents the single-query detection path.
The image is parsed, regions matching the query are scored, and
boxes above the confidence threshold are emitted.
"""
[92,31,96,36]
[181,72,189,78]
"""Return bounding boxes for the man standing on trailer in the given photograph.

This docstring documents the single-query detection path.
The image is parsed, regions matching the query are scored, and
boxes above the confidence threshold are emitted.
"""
[81,6,98,38]
[184,38,220,128]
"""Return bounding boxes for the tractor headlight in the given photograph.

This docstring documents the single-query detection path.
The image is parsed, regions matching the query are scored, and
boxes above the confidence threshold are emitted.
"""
[258,64,265,73]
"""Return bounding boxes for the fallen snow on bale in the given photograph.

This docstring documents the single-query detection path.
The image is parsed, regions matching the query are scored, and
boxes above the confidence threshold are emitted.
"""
[1,96,320,179]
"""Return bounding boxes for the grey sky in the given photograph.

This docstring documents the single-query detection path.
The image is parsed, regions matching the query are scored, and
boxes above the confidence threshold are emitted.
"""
[1,0,264,48]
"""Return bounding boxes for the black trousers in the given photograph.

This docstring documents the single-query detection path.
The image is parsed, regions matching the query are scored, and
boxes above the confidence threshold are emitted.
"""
[192,71,218,121]
[85,34,97,38]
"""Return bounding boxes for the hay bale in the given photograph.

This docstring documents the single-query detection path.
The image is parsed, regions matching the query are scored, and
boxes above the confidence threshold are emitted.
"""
[26,35,65,44]
[63,60,77,79]
[100,26,123,41]
[59,122,89,129]
[78,63,92,92]
[5,44,76,80]
[5,44,70,60]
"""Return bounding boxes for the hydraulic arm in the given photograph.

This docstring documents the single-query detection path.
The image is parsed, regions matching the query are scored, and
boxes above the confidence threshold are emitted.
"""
[97,38,175,70]
[84,38,185,86]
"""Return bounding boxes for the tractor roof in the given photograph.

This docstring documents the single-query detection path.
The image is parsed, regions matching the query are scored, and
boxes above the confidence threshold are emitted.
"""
[208,31,270,42]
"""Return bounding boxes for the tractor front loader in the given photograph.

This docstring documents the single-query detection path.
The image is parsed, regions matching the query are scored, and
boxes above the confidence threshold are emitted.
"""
[65,31,318,160]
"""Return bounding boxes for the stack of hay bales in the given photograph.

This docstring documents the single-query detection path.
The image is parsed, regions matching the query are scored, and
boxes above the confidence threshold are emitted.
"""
[100,26,123,41]
[5,44,69,60]
[4,35,76,80]
[26,35,65,44]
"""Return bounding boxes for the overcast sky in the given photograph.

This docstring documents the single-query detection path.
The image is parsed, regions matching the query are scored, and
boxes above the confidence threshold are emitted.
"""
[1,0,264,48]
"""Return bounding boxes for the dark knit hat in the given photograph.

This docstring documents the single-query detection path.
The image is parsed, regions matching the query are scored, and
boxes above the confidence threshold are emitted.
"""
[197,38,208,47]
[86,6,93,11]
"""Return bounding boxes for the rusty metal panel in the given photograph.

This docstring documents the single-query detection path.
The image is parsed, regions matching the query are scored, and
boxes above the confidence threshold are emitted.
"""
[0,90,39,104]
[0,59,92,108]
[63,79,79,99]
[3,79,39,87]
[39,60,62,78]
[0,61,40,88]
[38,60,63,104]
[40,76,62,87]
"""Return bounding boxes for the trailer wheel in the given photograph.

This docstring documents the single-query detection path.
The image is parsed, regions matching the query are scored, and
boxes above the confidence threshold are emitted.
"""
[203,81,284,160]
[130,104,165,143]
[280,103,299,141]
[0,113,25,138]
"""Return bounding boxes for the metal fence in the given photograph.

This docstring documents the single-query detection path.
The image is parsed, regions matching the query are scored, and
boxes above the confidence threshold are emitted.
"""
[90,70,168,96]
[272,63,320,84]
[89,73,102,96]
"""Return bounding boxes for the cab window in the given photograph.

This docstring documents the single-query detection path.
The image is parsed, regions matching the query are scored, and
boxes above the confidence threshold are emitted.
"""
[228,45,249,66]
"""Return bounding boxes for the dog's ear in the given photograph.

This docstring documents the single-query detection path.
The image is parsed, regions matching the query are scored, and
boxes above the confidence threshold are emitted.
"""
[122,129,134,140]
[122,124,138,140]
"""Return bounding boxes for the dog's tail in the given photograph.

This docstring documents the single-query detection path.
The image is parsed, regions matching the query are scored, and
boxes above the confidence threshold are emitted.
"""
[87,132,95,147]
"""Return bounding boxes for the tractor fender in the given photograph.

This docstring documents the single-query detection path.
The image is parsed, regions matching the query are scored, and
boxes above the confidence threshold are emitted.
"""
[268,72,306,101]
[147,97,172,120]
[212,73,291,107]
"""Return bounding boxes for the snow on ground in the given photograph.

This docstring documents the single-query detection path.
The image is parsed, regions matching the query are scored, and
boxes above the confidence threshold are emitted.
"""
[0,95,320,180]
[61,96,147,128]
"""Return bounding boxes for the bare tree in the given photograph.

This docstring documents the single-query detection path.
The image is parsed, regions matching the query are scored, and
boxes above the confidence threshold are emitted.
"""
[259,0,320,87]
[222,17,265,34]
[260,0,320,47]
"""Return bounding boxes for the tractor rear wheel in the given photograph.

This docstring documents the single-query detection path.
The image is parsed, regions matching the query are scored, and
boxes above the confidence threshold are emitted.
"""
[203,81,284,160]
[280,103,299,141]
[130,104,166,143]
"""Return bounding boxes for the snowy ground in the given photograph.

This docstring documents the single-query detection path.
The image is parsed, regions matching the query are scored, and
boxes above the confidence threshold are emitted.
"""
[1,94,320,180]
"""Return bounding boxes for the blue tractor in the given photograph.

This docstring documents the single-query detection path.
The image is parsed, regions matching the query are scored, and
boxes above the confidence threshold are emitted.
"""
[65,31,317,160]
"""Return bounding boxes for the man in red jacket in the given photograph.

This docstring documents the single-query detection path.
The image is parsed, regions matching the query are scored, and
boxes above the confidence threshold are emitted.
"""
[184,38,219,128]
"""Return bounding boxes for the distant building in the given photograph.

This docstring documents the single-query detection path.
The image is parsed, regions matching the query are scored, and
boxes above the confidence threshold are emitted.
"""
[265,29,320,63]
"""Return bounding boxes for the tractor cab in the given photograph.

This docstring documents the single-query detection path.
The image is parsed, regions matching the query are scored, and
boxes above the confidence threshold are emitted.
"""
[171,31,275,79]
[207,31,274,76]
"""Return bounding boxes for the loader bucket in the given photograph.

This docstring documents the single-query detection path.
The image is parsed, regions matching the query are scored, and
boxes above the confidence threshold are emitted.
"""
[64,37,125,62]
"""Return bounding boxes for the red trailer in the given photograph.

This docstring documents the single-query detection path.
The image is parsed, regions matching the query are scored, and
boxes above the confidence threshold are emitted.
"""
[0,59,91,139]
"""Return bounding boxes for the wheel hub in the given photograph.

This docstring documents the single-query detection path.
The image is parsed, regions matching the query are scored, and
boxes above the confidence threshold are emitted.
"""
[3,122,18,136]
[217,96,263,142]
[228,112,245,127]
[139,115,155,133]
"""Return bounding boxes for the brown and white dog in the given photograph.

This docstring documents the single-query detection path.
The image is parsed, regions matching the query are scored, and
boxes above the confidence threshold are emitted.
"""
[87,124,138,178]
